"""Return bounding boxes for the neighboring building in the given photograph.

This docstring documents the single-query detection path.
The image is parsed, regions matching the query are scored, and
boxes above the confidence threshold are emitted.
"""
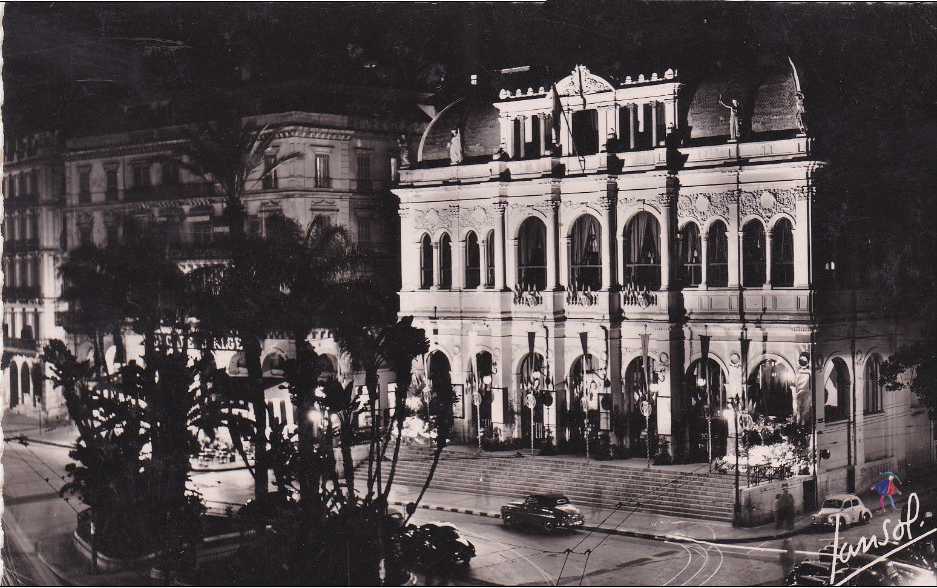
[393,62,933,517]
[2,131,69,418]
[5,87,429,427]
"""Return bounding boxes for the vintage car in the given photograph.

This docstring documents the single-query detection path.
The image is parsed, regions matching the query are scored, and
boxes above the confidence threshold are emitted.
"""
[501,494,585,532]
[810,493,872,528]
[399,521,476,570]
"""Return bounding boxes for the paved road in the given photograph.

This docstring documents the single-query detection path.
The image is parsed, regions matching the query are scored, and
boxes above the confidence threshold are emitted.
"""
[4,435,931,586]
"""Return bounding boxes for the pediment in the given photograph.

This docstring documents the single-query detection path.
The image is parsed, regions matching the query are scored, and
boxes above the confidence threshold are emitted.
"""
[553,65,614,97]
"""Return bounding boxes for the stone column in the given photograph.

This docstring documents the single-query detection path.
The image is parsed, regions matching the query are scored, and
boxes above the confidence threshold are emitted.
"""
[517,116,527,159]
[700,234,709,288]
[539,115,548,156]
[598,107,611,152]
[660,176,678,290]
[499,115,513,157]
[627,105,636,150]
[479,237,490,289]
[650,102,659,147]
[764,228,773,288]
[600,197,613,290]
[546,200,559,289]
[562,237,572,290]
[432,242,441,290]
[559,108,572,156]
[454,238,465,290]
[794,188,811,287]
[495,202,507,290]
[728,192,740,287]
[511,238,520,289]
[412,239,423,290]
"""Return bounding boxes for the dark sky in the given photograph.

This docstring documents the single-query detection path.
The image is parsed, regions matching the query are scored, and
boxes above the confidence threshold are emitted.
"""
[3,2,935,140]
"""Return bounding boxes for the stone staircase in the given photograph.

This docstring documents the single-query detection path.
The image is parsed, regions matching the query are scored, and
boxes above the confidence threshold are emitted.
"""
[388,446,737,522]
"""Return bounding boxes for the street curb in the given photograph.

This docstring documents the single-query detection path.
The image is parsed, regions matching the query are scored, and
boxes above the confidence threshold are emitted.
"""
[6,435,75,450]
[35,539,80,587]
[390,498,813,544]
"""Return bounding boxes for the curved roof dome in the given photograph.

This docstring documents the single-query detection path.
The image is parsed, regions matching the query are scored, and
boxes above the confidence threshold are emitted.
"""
[418,97,501,164]
[684,57,805,142]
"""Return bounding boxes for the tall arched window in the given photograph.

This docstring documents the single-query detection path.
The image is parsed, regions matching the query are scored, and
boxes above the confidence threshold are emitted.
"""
[707,221,729,287]
[419,234,433,289]
[20,363,31,401]
[680,223,702,287]
[825,358,850,422]
[771,218,794,287]
[517,217,547,290]
[485,230,495,288]
[465,232,480,289]
[439,233,452,289]
[9,363,19,407]
[742,220,766,287]
[32,364,44,406]
[747,359,793,418]
[624,356,656,402]
[864,355,883,414]
[686,358,726,410]
[623,212,661,290]
[569,215,602,290]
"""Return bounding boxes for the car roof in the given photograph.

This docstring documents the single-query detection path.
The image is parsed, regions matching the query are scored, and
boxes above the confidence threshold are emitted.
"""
[531,493,568,500]
[826,493,860,501]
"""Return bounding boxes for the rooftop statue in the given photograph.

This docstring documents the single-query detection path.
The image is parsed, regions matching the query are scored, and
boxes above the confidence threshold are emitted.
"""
[448,129,463,165]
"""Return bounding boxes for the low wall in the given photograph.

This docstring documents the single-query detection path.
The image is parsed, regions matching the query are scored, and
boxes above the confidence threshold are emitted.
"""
[739,475,810,527]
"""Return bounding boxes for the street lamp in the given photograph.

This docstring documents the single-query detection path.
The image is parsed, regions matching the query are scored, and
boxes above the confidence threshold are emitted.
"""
[475,374,492,453]
[521,367,553,457]
[726,394,753,527]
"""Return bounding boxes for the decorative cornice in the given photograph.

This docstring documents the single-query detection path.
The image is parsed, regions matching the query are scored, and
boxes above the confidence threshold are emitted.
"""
[412,207,455,234]
[739,188,801,221]
[458,205,492,229]
[677,192,732,224]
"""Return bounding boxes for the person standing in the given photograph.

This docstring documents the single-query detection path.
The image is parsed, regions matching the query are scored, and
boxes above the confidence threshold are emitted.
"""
[871,473,902,512]
[780,485,795,530]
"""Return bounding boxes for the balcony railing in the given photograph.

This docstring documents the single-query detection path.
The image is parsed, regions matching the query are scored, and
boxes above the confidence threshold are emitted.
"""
[2,286,41,301]
[3,335,38,351]
[124,182,213,203]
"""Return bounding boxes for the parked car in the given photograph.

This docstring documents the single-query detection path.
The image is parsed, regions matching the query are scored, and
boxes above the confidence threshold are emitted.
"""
[399,521,476,571]
[501,494,585,532]
[784,560,875,586]
[810,494,872,528]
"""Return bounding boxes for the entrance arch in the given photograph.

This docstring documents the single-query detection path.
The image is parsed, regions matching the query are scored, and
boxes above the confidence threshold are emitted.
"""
[517,352,546,442]
[685,358,728,461]
[427,350,453,419]
[624,356,657,452]
[748,359,794,419]
[9,363,19,407]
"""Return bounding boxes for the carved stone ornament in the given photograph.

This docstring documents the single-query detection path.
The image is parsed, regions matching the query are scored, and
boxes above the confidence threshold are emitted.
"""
[738,189,800,221]
[413,207,454,234]
[554,65,614,97]
[729,352,741,367]
[459,205,492,229]
[677,192,732,224]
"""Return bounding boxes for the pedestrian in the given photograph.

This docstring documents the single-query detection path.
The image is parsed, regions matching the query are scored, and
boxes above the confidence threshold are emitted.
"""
[871,473,902,512]
[780,485,795,530]
[775,493,784,530]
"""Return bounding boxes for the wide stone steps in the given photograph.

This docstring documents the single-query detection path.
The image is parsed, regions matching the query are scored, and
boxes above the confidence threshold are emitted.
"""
[388,448,737,522]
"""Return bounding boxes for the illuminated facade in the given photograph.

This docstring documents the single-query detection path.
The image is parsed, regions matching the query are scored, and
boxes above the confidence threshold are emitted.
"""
[393,62,933,503]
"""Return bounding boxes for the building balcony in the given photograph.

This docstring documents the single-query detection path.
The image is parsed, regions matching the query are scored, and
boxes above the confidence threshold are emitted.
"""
[682,287,813,321]
[2,286,41,302]
[124,182,213,203]
[3,335,38,352]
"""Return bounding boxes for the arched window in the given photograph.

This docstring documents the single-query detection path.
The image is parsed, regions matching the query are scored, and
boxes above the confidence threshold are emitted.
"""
[825,358,851,422]
[623,212,661,290]
[747,359,793,418]
[742,220,766,287]
[419,234,433,289]
[9,363,19,407]
[262,351,286,376]
[771,219,794,287]
[485,230,495,288]
[864,355,883,414]
[686,358,729,459]
[20,363,31,400]
[517,217,547,290]
[569,215,602,290]
[228,352,248,377]
[680,223,702,287]
[624,356,656,402]
[707,221,729,287]
[316,354,338,381]
[465,232,480,289]
[568,353,597,392]
[439,233,452,289]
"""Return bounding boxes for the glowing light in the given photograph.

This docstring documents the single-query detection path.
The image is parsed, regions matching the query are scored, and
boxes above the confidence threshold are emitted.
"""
[482,374,492,386]
[696,377,707,387]
[307,409,322,425]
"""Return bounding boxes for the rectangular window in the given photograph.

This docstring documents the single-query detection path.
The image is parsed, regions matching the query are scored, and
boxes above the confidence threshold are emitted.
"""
[78,169,91,203]
[162,161,178,185]
[132,163,150,188]
[356,154,371,193]
[358,217,371,244]
[262,154,278,189]
[105,170,118,201]
[315,154,331,188]
[29,169,39,195]
[106,223,119,246]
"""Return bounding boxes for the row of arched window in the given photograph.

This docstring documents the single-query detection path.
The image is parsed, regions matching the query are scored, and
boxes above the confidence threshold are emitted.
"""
[7,362,44,408]
[418,213,796,291]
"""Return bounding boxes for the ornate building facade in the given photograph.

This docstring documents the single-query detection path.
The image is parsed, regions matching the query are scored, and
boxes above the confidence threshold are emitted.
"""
[393,62,934,504]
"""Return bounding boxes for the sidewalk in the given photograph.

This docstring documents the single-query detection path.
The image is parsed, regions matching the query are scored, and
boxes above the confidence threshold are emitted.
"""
[2,412,78,448]
[387,483,815,544]
[36,531,150,587]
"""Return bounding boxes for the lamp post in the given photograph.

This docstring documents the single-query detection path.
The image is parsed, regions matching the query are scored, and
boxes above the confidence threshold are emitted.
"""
[698,375,712,473]
[727,395,743,526]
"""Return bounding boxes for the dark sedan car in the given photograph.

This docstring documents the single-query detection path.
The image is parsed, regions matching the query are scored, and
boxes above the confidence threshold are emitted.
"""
[501,494,585,532]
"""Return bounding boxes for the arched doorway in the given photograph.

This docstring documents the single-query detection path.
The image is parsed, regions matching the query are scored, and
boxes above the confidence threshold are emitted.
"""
[824,358,850,423]
[467,351,495,441]
[32,363,44,407]
[9,363,19,407]
[624,356,657,453]
[747,359,794,419]
[685,358,728,461]
[20,363,31,403]
[568,354,603,442]
[517,353,547,444]
[428,350,453,420]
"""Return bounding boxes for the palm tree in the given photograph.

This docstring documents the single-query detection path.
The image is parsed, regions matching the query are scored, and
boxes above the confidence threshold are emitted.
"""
[175,110,302,507]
